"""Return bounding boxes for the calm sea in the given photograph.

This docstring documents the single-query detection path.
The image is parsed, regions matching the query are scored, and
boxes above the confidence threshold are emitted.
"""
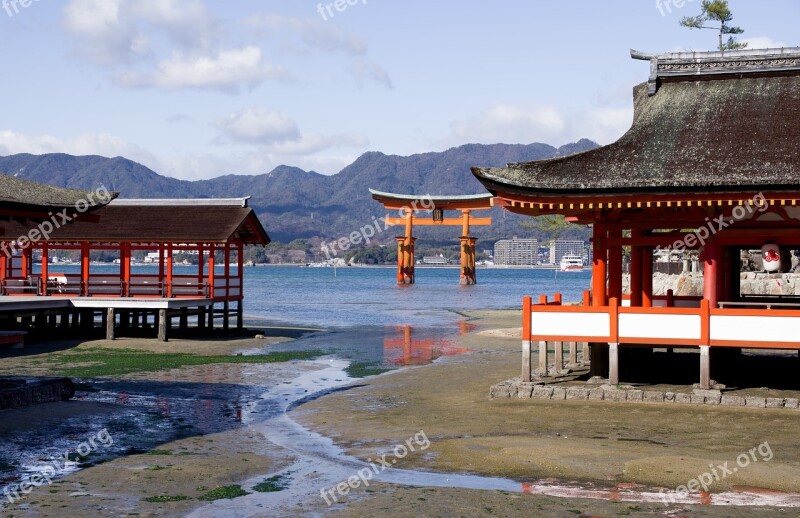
[34,264,591,328]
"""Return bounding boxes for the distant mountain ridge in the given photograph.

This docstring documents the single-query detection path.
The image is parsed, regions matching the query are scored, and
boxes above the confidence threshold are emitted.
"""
[0,140,599,243]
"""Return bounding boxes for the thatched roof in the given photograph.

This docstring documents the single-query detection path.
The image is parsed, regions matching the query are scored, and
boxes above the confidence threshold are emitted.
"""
[473,47,800,196]
[0,175,118,212]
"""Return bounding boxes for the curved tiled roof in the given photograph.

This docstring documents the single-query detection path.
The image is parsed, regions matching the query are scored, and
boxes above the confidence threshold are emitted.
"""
[0,175,118,212]
[473,48,800,196]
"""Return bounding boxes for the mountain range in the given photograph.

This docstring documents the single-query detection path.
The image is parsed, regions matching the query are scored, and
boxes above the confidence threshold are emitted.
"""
[0,140,599,244]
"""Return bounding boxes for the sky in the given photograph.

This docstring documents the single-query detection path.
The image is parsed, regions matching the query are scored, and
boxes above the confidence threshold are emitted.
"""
[0,0,796,181]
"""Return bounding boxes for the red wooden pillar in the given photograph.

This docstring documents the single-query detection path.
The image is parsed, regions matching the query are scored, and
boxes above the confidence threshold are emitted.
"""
[704,241,722,309]
[81,242,90,296]
[642,246,653,307]
[207,244,215,299]
[122,243,132,296]
[224,242,231,299]
[0,249,6,287]
[158,243,165,285]
[198,245,205,284]
[607,227,623,301]
[165,252,173,298]
[20,247,29,279]
[395,237,405,285]
[40,244,49,296]
[629,230,642,307]
[237,242,244,289]
[592,223,607,306]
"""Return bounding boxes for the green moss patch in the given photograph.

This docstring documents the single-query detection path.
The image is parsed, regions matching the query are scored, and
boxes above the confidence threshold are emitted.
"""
[345,362,392,379]
[198,485,248,501]
[143,495,191,503]
[253,474,290,493]
[49,348,322,377]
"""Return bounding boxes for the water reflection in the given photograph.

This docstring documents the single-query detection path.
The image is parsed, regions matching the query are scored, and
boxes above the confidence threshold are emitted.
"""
[383,325,471,366]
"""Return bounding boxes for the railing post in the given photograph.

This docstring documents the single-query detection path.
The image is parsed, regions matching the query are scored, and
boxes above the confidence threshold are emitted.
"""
[666,289,674,308]
[522,296,532,382]
[583,290,591,307]
[554,293,562,305]
[207,254,215,299]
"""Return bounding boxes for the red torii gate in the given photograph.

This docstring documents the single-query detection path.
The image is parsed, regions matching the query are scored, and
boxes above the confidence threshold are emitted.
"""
[369,190,493,285]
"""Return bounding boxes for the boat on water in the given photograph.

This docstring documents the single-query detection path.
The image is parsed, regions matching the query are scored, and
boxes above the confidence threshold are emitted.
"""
[559,254,584,272]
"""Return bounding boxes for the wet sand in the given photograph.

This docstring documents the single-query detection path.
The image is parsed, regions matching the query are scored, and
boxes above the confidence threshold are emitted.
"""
[4,314,800,516]
[292,310,800,516]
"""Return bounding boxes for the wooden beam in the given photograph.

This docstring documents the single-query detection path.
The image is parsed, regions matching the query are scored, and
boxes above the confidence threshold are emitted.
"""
[385,217,491,226]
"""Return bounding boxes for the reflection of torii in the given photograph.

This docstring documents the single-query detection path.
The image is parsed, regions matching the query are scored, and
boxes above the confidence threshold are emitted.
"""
[383,325,470,366]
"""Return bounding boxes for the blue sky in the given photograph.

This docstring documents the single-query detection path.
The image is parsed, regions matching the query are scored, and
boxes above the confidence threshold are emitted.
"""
[0,0,796,180]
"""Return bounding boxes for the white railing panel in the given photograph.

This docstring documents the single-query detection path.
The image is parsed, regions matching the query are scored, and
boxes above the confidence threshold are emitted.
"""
[711,315,800,344]
[531,311,610,338]
[619,313,701,340]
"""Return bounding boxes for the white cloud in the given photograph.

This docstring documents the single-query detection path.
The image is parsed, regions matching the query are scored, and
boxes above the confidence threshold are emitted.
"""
[443,102,631,149]
[349,59,394,90]
[742,36,788,49]
[216,108,300,145]
[117,47,286,93]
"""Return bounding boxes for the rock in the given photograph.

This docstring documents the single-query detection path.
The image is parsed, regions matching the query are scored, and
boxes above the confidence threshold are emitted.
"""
[721,395,746,406]
[489,385,511,398]
[551,387,567,400]
[745,397,767,408]
[643,391,665,403]
[566,388,589,400]
[532,386,554,399]
[766,398,786,409]
[627,389,644,402]
[255,334,266,339]
[674,393,691,404]
[785,398,799,409]
[517,383,535,399]
[690,394,705,405]
[588,388,604,400]
[587,376,607,385]
[664,392,675,402]
[606,390,627,402]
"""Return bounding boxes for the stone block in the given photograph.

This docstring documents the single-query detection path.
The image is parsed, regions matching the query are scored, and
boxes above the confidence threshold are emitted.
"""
[588,388,604,400]
[606,390,627,402]
[566,388,589,400]
[643,391,665,403]
[517,384,535,399]
[766,398,786,409]
[785,398,799,409]
[507,384,519,398]
[745,397,767,408]
[704,394,722,405]
[532,386,554,399]
[551,387,567,400]
[490,385,510,398]
[674,393,691,404]
[627,389,644,402]
[721,395,746,406]
[689,394,705,405]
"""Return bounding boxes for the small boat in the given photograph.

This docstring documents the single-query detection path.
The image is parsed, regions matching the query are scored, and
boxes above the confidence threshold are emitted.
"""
[559,254,584,272]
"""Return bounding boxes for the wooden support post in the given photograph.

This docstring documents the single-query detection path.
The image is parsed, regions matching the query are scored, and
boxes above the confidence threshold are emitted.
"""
[538,340,548,376]
[569,341,577,366]
[237,301,243,330]
[554,341,564,371]
[158,309,168,342]
[642,246,653,307]
[630,230,642,307]
[395,237,405,286]
[106,308,115,340]
[40,244,49,296]
[581,342,590,365]
[459,237,477,286]
[207,304,214,329]
[592,224,607,306]
[81,242,90,296]
[699,346,711,390]
[704,241,721,309]
[223,301,230,331]
[522,296,532,382]
[166,245,173,298]
[207,244,215,298]
[608,228,623,301]
[609,342,620,385]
